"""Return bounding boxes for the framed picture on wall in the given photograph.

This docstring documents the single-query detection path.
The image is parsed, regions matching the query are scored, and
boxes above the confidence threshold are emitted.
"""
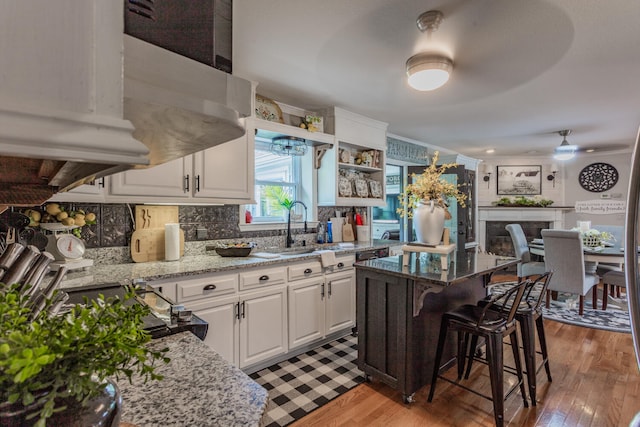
[497,165,542,195]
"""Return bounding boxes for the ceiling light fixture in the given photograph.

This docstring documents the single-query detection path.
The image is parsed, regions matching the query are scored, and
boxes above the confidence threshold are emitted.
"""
[553,129,578,161]
[406,10,453,91]
[270,136,308,157]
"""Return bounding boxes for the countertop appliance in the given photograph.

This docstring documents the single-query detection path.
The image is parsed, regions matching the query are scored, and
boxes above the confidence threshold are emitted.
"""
[65,283,208,340]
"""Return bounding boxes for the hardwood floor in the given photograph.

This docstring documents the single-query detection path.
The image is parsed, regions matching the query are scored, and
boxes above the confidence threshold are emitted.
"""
[291,319,640,427]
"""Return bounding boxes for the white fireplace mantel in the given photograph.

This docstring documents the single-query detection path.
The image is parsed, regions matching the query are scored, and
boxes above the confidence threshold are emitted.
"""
[478,206,574,250]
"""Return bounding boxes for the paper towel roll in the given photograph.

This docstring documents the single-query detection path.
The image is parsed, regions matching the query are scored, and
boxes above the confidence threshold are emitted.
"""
[165,223,180,261]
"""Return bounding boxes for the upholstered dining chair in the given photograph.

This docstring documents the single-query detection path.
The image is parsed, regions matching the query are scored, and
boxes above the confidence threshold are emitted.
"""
[506,224,546,280]
[541,229,600,315]
[601,270,627,310]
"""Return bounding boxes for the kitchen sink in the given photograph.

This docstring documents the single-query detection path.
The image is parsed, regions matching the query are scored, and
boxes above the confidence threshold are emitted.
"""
[266,247,317,255]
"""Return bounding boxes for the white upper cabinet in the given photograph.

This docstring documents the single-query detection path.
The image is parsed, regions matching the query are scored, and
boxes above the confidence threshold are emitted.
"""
[318,108,388,207]
[108,132,254,204]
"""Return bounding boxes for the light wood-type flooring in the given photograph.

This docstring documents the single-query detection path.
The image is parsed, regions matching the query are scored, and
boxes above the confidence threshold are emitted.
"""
[292,308,640,426]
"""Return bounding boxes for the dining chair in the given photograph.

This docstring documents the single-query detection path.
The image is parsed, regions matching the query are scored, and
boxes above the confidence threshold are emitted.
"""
[593,225,625,296]
[428,279,529,427]
[541,229,600,315]
[601,270,627,310]
[506,223,546,280]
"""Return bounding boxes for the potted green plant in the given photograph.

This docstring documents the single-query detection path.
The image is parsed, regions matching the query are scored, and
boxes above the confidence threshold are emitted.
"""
[397,151,467,244]
[0,283,168,427]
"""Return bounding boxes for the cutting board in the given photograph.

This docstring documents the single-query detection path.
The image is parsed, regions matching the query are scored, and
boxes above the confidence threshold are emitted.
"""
[131,206,184,263]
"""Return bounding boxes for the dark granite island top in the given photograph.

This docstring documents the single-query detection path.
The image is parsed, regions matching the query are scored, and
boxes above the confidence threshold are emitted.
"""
[354,251,518,285]
[114,332,267,427]
[354,251,518,403]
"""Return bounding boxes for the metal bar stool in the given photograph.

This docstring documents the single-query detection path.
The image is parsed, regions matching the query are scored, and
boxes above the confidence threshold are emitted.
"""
[472,272,553,406]
[428,279,529,427]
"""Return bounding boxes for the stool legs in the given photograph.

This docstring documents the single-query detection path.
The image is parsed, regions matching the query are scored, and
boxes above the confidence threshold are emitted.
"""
[535,315,553,383]
[519,313,537,405]
[428,319,449,403]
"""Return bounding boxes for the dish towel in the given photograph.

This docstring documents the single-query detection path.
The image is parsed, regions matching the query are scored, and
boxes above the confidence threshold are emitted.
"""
[315,250,337,267]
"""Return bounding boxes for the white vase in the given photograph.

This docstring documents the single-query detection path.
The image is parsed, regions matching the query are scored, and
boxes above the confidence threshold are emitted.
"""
[413,200,445,245]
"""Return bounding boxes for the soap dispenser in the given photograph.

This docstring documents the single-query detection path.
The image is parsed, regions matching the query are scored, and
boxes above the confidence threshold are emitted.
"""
[316,223,325,244]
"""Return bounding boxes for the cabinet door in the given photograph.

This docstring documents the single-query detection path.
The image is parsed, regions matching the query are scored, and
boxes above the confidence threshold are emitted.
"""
[187,295,239,366]
[239,286,288,368]
[192,133,254,203]
[325,271,356,335]
[48,178,106,203]
[288,277,325,349]
[109,156,192,198]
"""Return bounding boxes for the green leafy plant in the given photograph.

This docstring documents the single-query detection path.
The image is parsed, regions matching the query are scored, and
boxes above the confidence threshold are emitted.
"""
[0,284,169,427]
[397,151,467,219]
[493,196,554,207]
[263,186,294,216]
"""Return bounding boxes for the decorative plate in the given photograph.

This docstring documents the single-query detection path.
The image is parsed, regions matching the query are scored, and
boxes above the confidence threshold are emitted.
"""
[578,162,618,192]
[355,178,369,198]
[338,176,352,197]
[369,180,383,198]
[255,94,284,123]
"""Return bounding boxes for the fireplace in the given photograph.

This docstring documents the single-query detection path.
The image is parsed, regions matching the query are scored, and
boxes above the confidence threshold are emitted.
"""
[486,221,551,256]
[477,206,569,255]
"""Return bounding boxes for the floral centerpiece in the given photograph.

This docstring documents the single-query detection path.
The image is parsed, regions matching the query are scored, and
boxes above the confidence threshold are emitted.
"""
[571,227,614,247]
[396,151,467,245]
[396,151,467,219]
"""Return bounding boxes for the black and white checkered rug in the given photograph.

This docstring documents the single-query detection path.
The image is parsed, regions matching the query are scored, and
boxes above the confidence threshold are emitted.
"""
[249,335,364,427]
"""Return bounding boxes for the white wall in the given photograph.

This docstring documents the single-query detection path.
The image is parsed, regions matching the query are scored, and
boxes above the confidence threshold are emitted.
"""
[477,152,631,229]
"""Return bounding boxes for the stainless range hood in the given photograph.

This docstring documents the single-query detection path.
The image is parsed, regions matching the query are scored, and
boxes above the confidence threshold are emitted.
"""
[0,33,252,207]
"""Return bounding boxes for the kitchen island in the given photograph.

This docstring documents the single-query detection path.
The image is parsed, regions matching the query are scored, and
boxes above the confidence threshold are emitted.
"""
[355,251,518,403]
[114,331,268,427]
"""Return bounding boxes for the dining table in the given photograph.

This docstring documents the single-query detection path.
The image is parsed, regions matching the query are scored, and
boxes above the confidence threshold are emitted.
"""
[528,239,637,264]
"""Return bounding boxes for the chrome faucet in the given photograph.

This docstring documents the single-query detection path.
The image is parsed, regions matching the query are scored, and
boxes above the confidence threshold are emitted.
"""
[286,201,308,248]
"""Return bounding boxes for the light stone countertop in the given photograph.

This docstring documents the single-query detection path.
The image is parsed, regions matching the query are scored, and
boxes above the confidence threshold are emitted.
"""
[60,241,394,290]
[114,331,268,427]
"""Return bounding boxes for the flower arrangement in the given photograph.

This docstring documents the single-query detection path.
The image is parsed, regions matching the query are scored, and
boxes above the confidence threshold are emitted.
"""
[0,284,168,426]
[493,196,554,207]
[571,227,614,247]
[396,151,467,218]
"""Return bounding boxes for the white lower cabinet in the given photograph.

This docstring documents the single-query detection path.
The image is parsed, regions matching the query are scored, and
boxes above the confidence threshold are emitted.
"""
[174,255,355,368]
[325,270,356,335]
[177,271,288,369]
[187,294,239,365]
[287,261,356,350]
[288,277,326,349]
[239,286,288,368]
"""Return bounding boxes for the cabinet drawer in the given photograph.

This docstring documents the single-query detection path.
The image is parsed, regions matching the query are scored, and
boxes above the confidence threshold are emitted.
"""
[177,273,238,303]
[288,260,324,281]
[239,266,287,291]
[326,254,356,273]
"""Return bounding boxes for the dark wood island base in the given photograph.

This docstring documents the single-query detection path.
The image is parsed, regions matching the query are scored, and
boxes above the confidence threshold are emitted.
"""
[355,251,518,403]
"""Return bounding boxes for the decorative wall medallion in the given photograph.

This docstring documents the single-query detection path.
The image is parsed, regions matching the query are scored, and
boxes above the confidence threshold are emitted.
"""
[578,162,618,192]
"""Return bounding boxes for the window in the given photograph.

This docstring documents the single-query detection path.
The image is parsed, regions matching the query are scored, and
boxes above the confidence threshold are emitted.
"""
[247,140,301,222]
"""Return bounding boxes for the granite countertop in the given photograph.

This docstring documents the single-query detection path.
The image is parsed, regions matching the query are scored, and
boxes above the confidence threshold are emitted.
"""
[115,332,268,427]
[355,251,518,285]
[60,241,395,289]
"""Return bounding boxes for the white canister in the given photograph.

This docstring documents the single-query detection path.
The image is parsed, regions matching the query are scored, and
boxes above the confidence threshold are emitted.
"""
[165,223,180,261]
[330,218,343,242]
[356,225,370,243]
